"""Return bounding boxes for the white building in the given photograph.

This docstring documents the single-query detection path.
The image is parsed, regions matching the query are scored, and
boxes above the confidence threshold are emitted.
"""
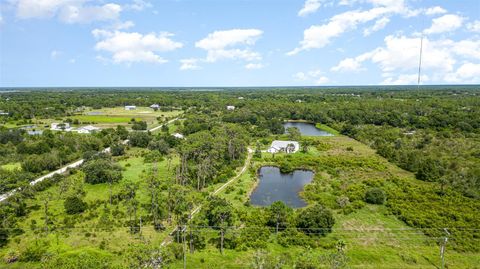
[76,125,101,134]
[172,133,185,139]
[238,97,244,100]
[267,140,300,154]
[150,104,160,110]
[125,105,136,110]
[226,105,235,110]
[51,123,72,131]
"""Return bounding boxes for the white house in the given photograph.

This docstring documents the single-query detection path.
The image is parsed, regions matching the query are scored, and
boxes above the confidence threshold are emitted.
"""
[226,105,235,110]
[27,130,43,136]
[150,104,160,110]
[238,97,244,100]
[267,140,300,154]
[125,105,136,110]
[172,133,185,139]
[51,123,72,131]
[76,125,100,134]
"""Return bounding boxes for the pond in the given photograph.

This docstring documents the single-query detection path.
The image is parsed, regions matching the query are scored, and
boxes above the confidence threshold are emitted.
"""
[250,166,313,208]
[284,122,333,136]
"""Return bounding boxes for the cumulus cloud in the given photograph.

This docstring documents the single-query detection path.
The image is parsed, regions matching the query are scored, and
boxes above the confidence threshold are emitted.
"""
[424,14,464,35]
[444,63,480,83]
[92,30,183,64]
[332,34,480,84]
[50,50,62,59]
[467,20,480,33]
[294,70,329,85]
[363,17,390,36]
[382,74,428,85]
[195,29,263,63]
[245,63,264,69]
[14,0,122,23]
[424,6,447,16]
[288,0,415,55]
[180,58,202,70]
[298,0,322,17]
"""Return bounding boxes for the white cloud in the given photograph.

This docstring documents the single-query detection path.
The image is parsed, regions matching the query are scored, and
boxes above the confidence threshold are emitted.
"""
[294,69,329,85]
[59,3,122,24]
[69,58,76,64]
[50,50,62,59]
[331,52,372,72]
[245,63,264,69]
[14,0,122,23]
[180,58,202,70]
[424,14,463,35]
[288,0,414,55]
[425,6,447,16]
[363,17,390,36]
[382,73,428,85]
[195,29,263,63]
[467,20,480,33]
[444,63,480,83]
[124,0,152,11]
[93,30,183,64]
[298,0,322,17]
[332,34,480,84]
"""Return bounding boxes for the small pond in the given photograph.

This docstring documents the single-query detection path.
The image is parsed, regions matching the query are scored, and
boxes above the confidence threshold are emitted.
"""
[250,166,313,208]
[284,122,333,136]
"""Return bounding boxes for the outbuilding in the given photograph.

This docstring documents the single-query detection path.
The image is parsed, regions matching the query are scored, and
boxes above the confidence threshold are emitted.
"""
[267,140,299,154]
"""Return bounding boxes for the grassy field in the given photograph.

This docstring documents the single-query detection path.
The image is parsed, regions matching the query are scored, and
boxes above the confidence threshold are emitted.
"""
[169,132,480,268]
[1,162,22,171]
[68,107,183,129]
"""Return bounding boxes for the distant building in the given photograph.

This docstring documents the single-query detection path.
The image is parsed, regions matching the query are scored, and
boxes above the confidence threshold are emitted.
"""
[125,105,137,110]
[267,140,299,154]
[226,105,235,110]
[150,104,160,110]
[172,133,185,139]
[76,125,100,134]
[27,130,43,136]
[51,123,72,131]
[238,97,244,100]
[295,99,303,103]
[0,110,8,115]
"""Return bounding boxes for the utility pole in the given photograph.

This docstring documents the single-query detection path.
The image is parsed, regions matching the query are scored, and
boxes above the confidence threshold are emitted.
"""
[440,228,450,269]
[182,225,187,269]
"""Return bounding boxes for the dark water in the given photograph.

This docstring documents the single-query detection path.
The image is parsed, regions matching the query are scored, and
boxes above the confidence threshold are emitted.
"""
[250,166,314,208]
[284,122,333,136]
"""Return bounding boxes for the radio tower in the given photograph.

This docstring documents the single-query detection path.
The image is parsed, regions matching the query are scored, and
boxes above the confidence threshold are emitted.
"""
[417,34,424,89]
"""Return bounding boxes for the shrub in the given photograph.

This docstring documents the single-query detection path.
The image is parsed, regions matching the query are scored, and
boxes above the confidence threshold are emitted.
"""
[365,188,386,204]
[296,204,335,236]
[64,196,88,215]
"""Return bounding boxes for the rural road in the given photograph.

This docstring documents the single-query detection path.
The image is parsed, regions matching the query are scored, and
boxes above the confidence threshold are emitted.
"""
[0,118,179,203]
[160,147,253,247]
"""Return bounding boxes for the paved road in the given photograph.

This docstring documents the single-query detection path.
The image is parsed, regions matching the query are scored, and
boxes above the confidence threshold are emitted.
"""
[0,118,178,203]
[160,147,253,247]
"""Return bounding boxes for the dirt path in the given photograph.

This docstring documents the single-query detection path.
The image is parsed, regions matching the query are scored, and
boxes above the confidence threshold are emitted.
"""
[161,147,253,247]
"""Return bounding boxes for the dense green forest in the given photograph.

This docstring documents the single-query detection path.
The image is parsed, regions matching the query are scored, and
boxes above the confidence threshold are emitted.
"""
[0,87,479,268]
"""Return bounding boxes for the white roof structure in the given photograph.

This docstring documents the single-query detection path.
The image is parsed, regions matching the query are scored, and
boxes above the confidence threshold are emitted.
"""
[77,125,100,134]
[267,140,299,154]
[125,105,136,110]
[226,105,235,110]
[172,133,185,139]
[150,104,160,109]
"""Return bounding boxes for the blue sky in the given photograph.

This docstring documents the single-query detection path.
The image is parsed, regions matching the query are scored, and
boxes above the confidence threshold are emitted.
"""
[0,0,479,87]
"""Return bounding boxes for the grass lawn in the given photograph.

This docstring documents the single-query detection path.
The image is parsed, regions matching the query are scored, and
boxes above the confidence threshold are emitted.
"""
[315,123,340,136]
[1,162,22,171]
